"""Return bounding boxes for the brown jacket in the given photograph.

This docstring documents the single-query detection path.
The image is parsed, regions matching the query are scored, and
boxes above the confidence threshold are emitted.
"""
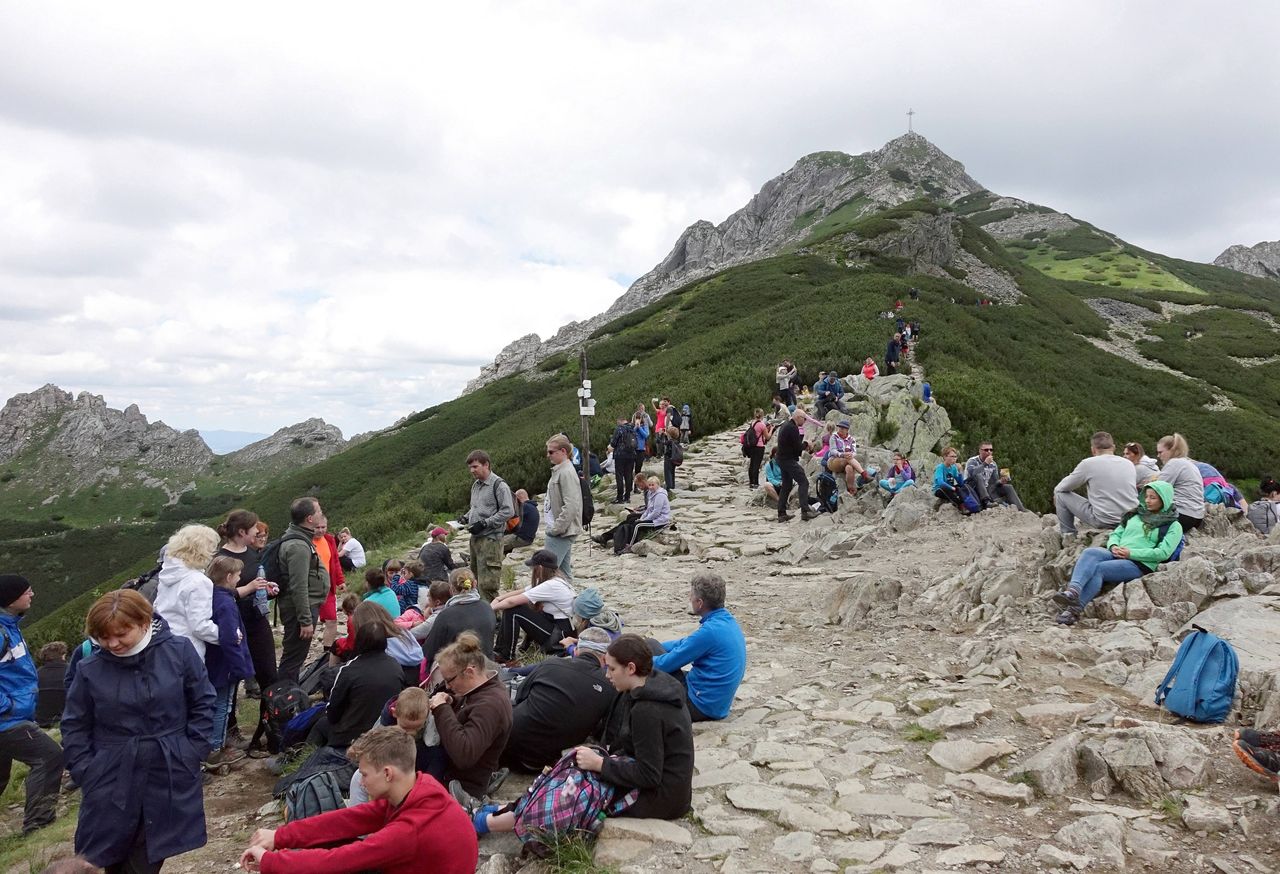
[433,671,513,797]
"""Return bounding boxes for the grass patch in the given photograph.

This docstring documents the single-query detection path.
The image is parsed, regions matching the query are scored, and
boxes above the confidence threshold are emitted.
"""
[1156,794,1184,819]
[902,723,945,743]
[1007,771,1040,792]
[277,743,318,777]
[535,833,618,874]
[0,801,81,872]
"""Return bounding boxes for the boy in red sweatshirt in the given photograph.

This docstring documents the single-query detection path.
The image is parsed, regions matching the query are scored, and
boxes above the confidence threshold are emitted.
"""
[239,726,476,874]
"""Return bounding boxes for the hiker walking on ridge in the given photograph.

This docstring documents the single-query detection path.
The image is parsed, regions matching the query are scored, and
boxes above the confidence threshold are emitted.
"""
[775,407,817,522]
[460,450,515,601]
[884,333,902,375]
[543,434,583,579]
[0,575,63,835]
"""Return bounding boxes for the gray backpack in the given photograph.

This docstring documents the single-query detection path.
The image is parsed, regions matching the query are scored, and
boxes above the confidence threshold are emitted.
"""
[284,767,348,821]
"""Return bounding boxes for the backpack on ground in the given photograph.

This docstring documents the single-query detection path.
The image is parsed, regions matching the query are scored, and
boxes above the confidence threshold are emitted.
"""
[512,748,639,857]
[1154,625,1239,723]
[283,766,348,822]
[953,482,981,514]
[297,655,331,697]
[816,472,839,513]
[121,563,163,603]
[259,679,311,753]
[260,531,316,592]
[281,702,326,751]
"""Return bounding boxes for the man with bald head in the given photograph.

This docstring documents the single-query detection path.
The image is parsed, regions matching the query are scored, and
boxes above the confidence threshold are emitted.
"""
[503,489,539,554]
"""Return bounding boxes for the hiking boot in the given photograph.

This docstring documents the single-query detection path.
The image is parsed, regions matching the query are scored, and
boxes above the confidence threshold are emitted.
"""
[449,779,481,816]
[801,509,819,521]
[777,513,793,523]
[205,746,246,769]
[486,767,510,795]
[224,728,250,750]
[243,678,262,699]
[1054,608,1081,626]
[1234,729,1280,782]
[1051,589,1082,609]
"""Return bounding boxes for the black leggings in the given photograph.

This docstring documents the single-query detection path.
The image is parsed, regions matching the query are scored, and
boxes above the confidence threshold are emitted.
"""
[106,820,163,874]
[496,605,570,661]
[1178,514,1203,532]
[615,457,636,502]
[746,446,765,487]
[935,487,965,511]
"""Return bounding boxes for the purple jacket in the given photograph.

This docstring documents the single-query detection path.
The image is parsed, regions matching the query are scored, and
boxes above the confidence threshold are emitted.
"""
[205,587,255,688]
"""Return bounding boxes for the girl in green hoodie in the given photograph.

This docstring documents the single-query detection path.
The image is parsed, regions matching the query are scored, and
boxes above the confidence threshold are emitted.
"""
[1051,480,1182,625]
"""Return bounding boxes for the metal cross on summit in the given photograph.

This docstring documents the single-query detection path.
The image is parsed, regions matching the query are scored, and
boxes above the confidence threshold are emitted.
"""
[907,108,915,133]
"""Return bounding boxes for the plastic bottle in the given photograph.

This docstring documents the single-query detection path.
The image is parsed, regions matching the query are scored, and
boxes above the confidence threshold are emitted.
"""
[255,564,270,616]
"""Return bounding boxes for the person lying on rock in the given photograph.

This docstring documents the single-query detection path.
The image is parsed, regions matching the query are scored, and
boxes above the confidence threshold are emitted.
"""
[651,574,747,722]
[240,726,477,874]
[467,634,694,834]
[964,440,1025,511]
[500,627,615,773]
[933,447,971,514]
[1050,480,1182,626]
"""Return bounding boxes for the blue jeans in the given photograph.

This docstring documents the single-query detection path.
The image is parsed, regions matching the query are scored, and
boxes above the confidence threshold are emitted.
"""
[543,534,575,580]
[210,682,235,752]
[878,478,915,495]
[1068,547,1143,608]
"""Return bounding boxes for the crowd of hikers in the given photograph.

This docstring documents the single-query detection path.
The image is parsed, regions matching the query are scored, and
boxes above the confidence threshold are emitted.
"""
[0,422,752,872]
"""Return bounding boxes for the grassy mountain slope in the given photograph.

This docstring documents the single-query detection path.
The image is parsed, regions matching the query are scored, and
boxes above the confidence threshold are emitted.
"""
[23,202,1280,648]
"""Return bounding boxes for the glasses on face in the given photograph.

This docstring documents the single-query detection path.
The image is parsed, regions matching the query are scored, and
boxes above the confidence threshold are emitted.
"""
[442,670,460,686]
[980,448,993,454]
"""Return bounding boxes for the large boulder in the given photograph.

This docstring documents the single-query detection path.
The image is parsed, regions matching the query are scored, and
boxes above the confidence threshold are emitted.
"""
[828,577,903,625]
[864,373,913,405]
[881,485,933,532]
[882,394,952,458]
[1181,595,1280,675]
[1143,557,1218,610]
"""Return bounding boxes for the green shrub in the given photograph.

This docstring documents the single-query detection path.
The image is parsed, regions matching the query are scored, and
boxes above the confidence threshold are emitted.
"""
[887,167,911,183]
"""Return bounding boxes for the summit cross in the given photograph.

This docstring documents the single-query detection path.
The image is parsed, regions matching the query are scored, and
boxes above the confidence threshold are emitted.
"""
[907,108,915,133]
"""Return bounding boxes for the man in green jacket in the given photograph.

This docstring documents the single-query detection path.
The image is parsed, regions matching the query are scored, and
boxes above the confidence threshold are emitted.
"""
[278,497,329,680]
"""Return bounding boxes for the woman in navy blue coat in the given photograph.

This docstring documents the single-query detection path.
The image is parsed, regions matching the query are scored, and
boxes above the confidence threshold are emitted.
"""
[61,590,216,873]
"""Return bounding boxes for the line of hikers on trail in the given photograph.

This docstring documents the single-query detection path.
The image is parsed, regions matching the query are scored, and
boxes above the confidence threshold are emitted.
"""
[3,424,749,872]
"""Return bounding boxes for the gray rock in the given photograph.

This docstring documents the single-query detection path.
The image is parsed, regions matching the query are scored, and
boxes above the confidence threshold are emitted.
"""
[1182,795,1233,833]
[1214,239,1280,279]
[1144,557,1218,609]
[918,699,993,731]
[934,844,1007,866]
[899,818,971,847]
[1182,595,1280,674]
[836,792,948,819]
[927,738,1016,772]
[827,839,885,864]
[1035,843,1093,870]
[1016,701,1099,727]
[881,485,934,533]
[1054,814,1126,868]
[1009,732,1081,796]
[771,830,820,861]
[943,771,1034,805]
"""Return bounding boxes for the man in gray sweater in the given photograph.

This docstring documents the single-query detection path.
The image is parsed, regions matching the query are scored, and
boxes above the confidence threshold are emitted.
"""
[543,434,584,579]
[1053,431,1139,535]
[461,450,515,600]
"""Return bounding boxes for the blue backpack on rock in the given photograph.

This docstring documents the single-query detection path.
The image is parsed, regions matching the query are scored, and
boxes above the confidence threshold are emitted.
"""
[1154,625,1238,723]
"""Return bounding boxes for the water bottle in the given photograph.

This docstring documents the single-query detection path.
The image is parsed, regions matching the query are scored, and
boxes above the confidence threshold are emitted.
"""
[255,564,270,616]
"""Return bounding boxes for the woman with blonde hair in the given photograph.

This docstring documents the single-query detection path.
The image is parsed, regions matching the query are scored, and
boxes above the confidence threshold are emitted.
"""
[1156,432,1206,532]
[429,631,512,805]
[419,568,495,667]
[62,590,215,872]
[153,524,220,659]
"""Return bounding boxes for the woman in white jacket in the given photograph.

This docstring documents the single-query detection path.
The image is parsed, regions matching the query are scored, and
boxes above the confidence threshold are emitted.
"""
[153,524,221,659]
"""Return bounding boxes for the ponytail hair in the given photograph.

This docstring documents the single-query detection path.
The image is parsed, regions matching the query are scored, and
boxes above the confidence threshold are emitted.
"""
[448,568,475,594]
[216,509,260,542]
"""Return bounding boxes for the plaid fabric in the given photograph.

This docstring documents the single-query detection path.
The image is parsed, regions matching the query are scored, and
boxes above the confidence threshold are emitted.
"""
[513,749,639,845]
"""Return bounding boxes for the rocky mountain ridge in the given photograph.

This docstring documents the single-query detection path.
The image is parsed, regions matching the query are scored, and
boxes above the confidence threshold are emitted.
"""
[465,132,985,392]
[1214,239,1280,279]
[0,384,348,505]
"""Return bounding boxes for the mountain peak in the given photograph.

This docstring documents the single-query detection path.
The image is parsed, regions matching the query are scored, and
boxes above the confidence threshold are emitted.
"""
[1214,239,1280,280]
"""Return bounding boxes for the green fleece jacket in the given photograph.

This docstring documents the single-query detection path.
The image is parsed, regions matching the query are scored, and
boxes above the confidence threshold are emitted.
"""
[1105,480,1183,572]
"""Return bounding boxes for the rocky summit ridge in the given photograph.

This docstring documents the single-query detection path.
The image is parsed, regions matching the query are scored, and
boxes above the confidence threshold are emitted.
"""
[465,133,985,392]
[1214,239,1280,280]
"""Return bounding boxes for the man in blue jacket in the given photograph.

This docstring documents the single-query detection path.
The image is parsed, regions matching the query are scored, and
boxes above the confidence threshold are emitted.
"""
[652,574,746,722]
[0,574,64,833]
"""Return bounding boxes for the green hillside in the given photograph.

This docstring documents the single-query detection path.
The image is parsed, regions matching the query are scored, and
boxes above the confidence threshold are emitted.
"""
[22,201,1280,648]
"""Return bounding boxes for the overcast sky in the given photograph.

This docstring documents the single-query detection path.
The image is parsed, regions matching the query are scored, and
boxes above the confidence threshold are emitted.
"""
[1,1,1277,438]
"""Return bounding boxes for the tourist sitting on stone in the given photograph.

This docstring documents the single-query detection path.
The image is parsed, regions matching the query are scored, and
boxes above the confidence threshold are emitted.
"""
[241,726,477,874]
[877,452,915,495]
[503,489,539,554]
[1156,433,1207,533]
[388,560,425,615]
[419,569,495,668]
[349,687,440,803]
[813,370,848,419]
[1233,728,1280,783]
[1247,478,1280,536]
[861,357,879,381]
[610,476,672,554]
[409,580,453,642]
[416,528,457,582]
[430,632,513,808]
[500,627,615,773]
[1050,481,1182,626]
[761,447,785,505]
[933,447,971,514]
[1053,431,1139,536]
[964,440,1026,511]
[1123,442,1161,488]
[363,568,402,618]
[769,394,790,423]
[652,574,747,722]
[353,601,427,687]
[469,634,694,834]
[559,587,624,653]
[491,550,576,663]
[825,420,868,495]
[307,623,406,749]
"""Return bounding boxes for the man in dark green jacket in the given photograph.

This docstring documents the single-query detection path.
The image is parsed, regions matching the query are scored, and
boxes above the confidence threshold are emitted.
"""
[277,497,329,681]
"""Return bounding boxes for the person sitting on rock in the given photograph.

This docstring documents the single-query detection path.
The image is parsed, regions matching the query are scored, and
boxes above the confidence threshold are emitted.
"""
[1123,442,1161,488]
[1233,728,1280,784]
[877,451,915,496]
[240,726,477,874]
[610,476,672,554]
[964,441,1026,511]
[824,420,867,495]
[408,580,453,643]
[813,370,848,420]
[419,569,495,668]
[559,587,624,654]
[500,627,616,773]
[349,687,440,802]
[431,632,513,810]
[1054,431,1138,536]
[652,574,747,722]
[761,447,785,506]
[468,633,694,834]
[1247,478,1280,536]
[491,550,576,663]
[502,489,539,554]
[860,357,879,381]
[1155,433,1206,533]
[933,447,971,514]
[1050,480,1182,626]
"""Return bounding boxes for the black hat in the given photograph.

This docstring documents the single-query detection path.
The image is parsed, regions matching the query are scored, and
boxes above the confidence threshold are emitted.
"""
[0,574,32,609]
[524,549,559,570]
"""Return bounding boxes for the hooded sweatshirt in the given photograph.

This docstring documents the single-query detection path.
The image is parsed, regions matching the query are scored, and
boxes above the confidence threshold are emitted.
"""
[153,555,220,659]
[1106,480,1184,572]
[599,670,694,820]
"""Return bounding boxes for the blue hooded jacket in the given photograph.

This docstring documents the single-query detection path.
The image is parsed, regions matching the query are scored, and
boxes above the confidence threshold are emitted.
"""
[0,609,38,732]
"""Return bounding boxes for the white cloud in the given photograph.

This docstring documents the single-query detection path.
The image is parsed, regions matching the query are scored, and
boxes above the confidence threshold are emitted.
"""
[0,0,1277,435]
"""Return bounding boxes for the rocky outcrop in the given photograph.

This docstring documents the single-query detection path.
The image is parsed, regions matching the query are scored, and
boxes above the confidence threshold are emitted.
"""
[1214,240,1280,279]
[226,418,348,468]
[465,133,986,392]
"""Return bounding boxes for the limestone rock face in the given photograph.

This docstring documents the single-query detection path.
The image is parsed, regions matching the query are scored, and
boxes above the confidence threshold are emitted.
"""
[1214,239,1280,279]
[226,418,348,468]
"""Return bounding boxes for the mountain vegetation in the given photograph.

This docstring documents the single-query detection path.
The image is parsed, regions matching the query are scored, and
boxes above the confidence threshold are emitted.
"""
[15,136,1280,649]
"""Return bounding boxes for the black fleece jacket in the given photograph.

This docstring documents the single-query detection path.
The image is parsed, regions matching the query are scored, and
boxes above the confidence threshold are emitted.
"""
[598,670,694,820]
[504,652,615,771]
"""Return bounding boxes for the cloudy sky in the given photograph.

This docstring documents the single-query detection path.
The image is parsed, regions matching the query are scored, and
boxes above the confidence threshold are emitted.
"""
[1,1,1276,439]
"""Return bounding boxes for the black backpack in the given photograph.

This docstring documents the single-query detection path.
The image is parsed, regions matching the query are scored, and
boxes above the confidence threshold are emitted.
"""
[816,472,839,513]
[260,531,315,593]
[258,679,311,754]
[671,442,685,467]
[121,563,163,603]
[578,467,595,528]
